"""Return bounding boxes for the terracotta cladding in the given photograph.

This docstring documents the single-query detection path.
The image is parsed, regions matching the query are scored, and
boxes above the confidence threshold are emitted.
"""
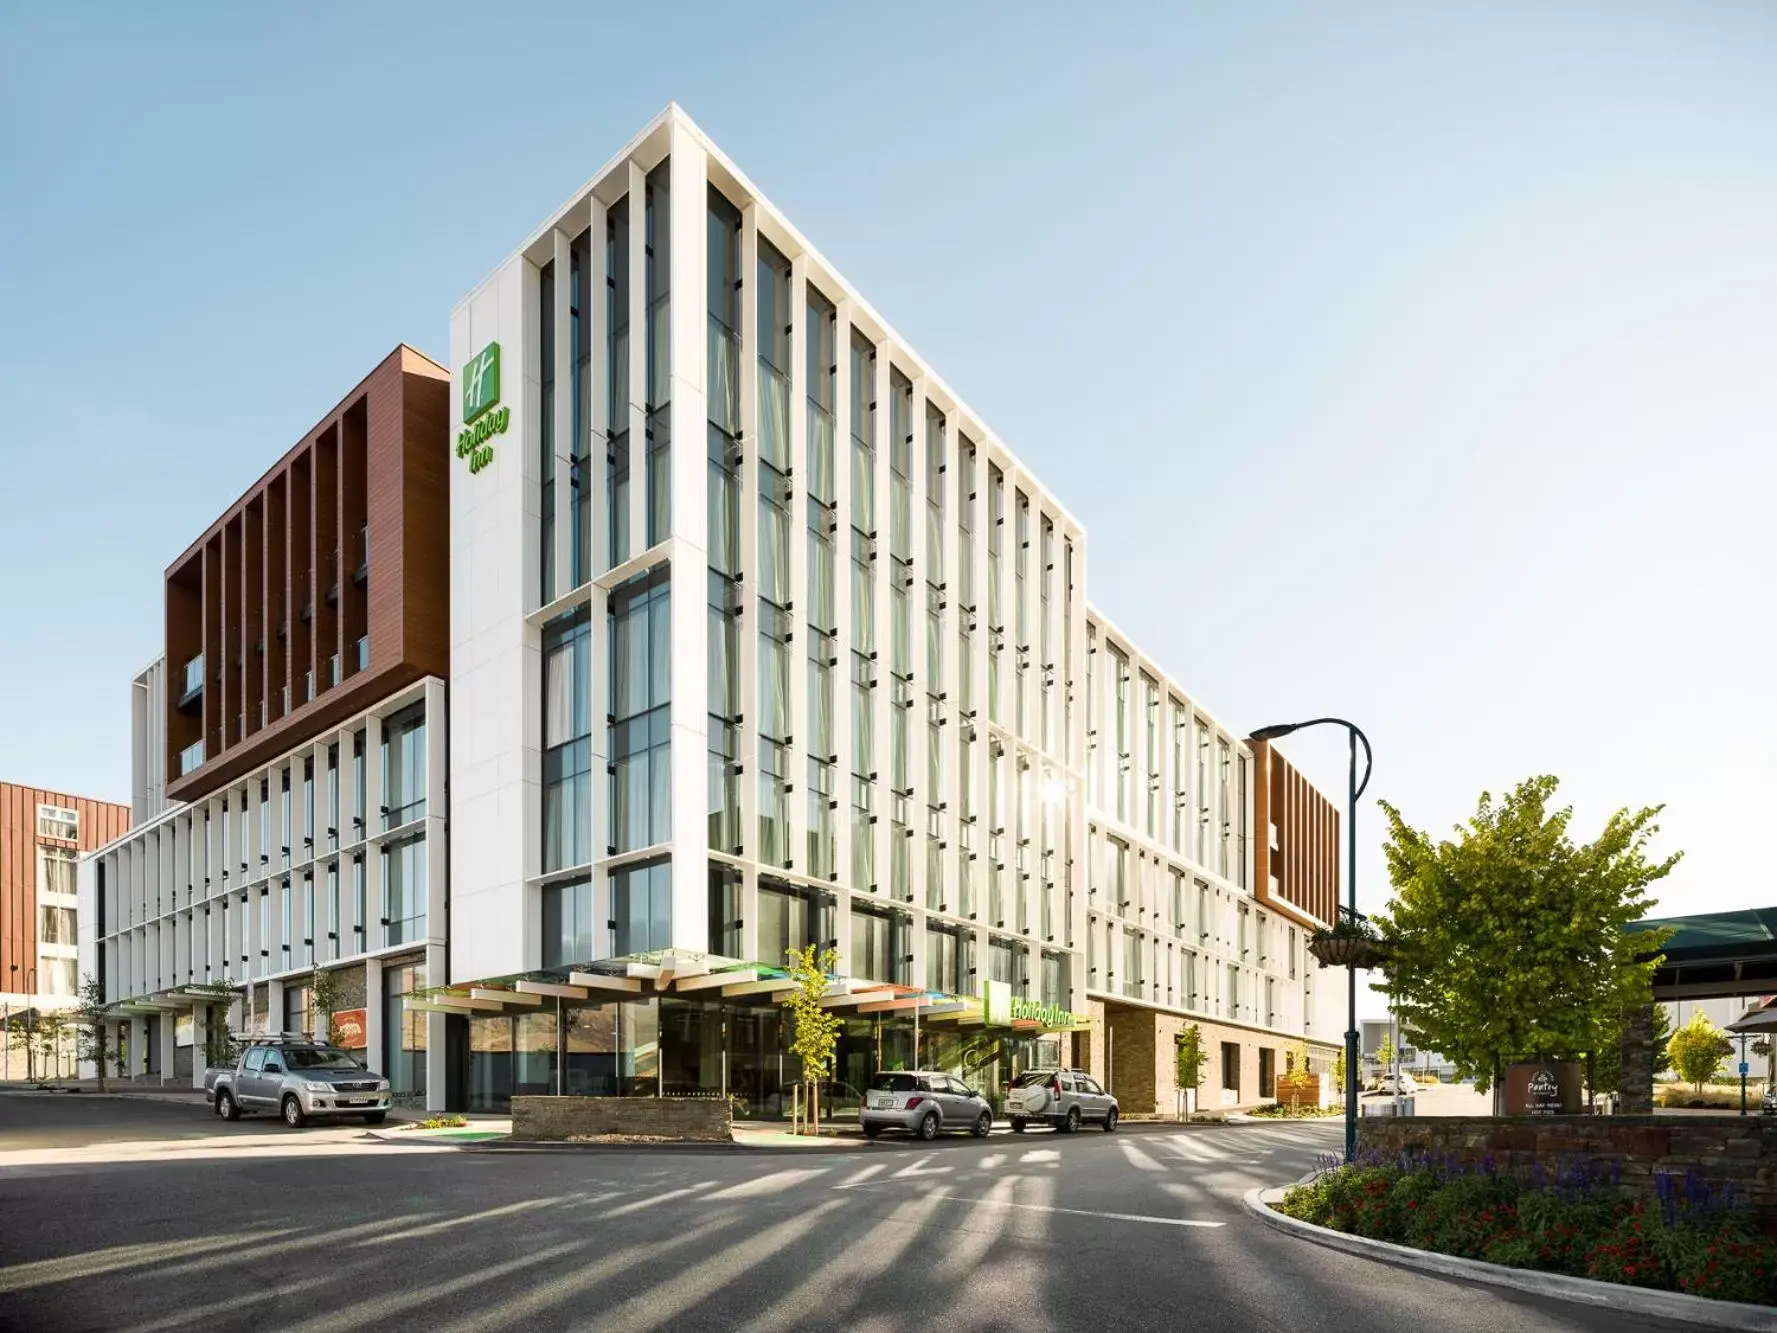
[164,346,449,803]
[0,783,130,991]
[1251,740,1340,930]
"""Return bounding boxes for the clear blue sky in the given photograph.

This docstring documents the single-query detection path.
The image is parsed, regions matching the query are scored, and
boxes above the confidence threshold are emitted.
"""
[3,3,1773,987]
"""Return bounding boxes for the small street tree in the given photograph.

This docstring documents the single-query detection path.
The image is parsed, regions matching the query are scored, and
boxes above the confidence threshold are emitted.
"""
[1173,1024,1207,1121]
[1377,775,1678,1093]
[75,973,110,1092]
[311,968,340,1045]
[1668,1010,1732,1092]
[1332,1047,1347,1102]
[1376,1033,1396,1083]
[779,944,842,1135]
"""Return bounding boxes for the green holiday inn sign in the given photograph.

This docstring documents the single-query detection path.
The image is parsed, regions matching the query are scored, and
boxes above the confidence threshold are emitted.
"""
[457,341,508,475]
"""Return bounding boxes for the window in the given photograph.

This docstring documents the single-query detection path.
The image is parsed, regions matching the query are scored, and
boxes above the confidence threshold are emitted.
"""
[36,805,79,840]
[758,882,832,964]
[539,253,557,603]
[1259,1048,1276,1099]
[610,566,672,852]
[284,984,313,1038]
[543,608,593,871]
[608,193,632,567]
[852,906,907,985]
[384,963,427,1101]
[542,876,594,969]
[926,923,963,994]
[382,704,427,828]
[610,859,671,955]
[1222,1041,1241,1094]
[382,835,427,946]
[38,847,75,897]
[39,905,76,945]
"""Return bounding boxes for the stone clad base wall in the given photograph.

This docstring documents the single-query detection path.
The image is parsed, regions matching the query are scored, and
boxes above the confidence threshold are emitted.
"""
[511,1096,733,1142]
[1357,1116,1777,1220]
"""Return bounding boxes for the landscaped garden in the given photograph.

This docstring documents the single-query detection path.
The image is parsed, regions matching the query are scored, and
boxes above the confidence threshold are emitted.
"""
[1277,1152,1777,1305]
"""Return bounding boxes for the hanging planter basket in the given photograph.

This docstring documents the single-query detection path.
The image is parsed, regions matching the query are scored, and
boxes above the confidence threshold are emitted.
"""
[1308,931,1388,971]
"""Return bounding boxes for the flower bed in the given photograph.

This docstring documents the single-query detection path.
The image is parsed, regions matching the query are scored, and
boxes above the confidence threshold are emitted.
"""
[1246,1102,1342,1119]
[1278,1154,1777,1305]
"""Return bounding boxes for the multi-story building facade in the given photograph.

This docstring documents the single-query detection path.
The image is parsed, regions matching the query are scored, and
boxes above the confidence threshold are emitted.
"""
[80,346,451,1095]
[82,106,1342,1113]
[2,782,129,1078]
[438,104,1341,1113]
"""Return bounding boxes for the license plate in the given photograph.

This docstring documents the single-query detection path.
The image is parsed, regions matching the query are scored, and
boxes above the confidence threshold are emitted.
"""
[340,1099,367,1107]
[867,1093,892,1109]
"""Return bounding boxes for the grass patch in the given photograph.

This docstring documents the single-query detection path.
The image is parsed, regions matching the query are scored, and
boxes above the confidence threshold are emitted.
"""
[404,1114,470,1130]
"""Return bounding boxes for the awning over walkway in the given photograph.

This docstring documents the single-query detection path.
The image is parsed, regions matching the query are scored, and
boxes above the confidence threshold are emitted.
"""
[1634,908,1777,1000]
[412,951,1091,1035]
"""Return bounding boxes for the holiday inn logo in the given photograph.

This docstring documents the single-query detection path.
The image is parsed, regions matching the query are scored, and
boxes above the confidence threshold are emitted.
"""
[462,342,501,424]
[457,340,509,477]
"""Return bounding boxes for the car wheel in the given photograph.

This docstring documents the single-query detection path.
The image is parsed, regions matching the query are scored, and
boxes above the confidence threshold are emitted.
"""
[1103,1107,1119,1133]
[281,1095,307,1129]
[918,1111,940,1141]
[217,1090,240,1122]
[863,1124,883,1139]
[972,1111,992,1138]
[363,1112,387,1125]
[1063,1106,1081,1134]
[1011,1117,1026,1133]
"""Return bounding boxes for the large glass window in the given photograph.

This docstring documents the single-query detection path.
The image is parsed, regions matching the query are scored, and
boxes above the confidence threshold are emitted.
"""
[851,906,907,985]
[610,567,671,852]
[569,226,592,588]
[758,882,832,966]
[382,834,426,946]
[382,704,426,828]
[645,161,672,544]
[607,195,631,567]
[807,285,836,505]
[849,331,875,534]
[383,963,426,1102]
[543,876,595,969]
[539,254,557,603]
[611,859,671,955]
[543,608,592,871]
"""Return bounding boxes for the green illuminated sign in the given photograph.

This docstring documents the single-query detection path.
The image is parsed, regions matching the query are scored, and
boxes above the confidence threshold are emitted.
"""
[463,342,501,424]
[457,341,508,475]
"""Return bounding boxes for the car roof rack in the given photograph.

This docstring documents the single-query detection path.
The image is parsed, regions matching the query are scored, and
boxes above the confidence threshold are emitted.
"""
[250,1032,325,1046]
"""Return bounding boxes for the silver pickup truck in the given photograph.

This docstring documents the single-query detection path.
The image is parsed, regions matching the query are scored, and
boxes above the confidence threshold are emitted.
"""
[205,1036,391,1128]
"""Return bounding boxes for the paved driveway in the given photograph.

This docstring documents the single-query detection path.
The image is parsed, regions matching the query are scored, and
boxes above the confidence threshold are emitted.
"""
[0,1095,1676,1331]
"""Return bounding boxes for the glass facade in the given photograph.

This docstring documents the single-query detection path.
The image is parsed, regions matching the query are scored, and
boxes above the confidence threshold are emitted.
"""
[610,567,671,852]
[542,608,592,871]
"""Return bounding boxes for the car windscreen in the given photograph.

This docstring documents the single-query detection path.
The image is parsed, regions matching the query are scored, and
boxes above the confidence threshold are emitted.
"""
[282,1047,361,1070]
[1010,1071,1055,1088]
[868,1073,921,1092]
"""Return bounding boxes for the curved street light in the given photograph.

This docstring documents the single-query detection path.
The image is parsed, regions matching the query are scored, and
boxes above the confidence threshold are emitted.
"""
[1249,717,1372,1162]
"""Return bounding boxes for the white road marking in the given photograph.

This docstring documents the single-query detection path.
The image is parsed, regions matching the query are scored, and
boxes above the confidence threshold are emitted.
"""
[835,1181,1223,1228]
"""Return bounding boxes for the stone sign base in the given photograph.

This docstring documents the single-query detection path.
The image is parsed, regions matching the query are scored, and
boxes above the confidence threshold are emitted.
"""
[511,1096,733,1142]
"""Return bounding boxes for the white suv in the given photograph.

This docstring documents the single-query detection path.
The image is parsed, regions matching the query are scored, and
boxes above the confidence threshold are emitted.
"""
[1006,1068,1118,1133]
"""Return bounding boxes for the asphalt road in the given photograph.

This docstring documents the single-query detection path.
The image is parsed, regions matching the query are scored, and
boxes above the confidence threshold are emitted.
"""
[0,1094,1673,1332]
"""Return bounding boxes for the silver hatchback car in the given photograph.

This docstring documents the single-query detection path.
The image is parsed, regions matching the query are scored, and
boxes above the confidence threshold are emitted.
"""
[860,1071,995,1141]
[1005,1068,1119,1133]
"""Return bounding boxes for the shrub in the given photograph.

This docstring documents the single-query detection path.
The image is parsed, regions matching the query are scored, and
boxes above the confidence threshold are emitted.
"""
[1279,1159,1777,1305]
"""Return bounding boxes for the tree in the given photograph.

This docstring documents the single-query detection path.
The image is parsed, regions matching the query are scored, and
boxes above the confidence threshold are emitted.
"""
[310,968,340,1044]
[1668,1010,1732,1092]
[1376,1033,1396,1082]
[1174,1024,1207,1121]
[75,974,110,1092]
[33,1011,71,1081]
[779,944,842,1136]
[1332,1047,1347,1102]
[1376,776,1678,1094]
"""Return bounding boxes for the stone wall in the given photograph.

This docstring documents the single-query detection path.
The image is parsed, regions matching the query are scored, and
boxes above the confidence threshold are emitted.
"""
[511,1096,734,1142]
[1357,1116,1777,1219]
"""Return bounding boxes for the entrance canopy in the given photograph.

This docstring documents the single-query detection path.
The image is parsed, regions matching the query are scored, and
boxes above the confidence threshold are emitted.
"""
[1636,908,1777,1000]
[413,950,1091,1035]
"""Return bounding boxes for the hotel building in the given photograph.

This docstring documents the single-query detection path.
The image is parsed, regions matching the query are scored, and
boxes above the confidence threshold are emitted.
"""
[83,105,1342,1113]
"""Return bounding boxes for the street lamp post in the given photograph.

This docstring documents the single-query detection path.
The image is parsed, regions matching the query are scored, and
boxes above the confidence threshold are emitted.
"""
[1250,717,1373,1164]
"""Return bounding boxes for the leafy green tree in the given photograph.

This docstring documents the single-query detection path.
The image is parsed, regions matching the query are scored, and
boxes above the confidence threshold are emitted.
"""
[1174,1024,1207,1120]
[1668,1010,1732,1092]
[74,974,111,1092]
[311,968,340,1044]
[779,944,843,1135]
[1377,775,1678,1093]
[1332,1047,1347,1101]
[1376,1033,1396,1083]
